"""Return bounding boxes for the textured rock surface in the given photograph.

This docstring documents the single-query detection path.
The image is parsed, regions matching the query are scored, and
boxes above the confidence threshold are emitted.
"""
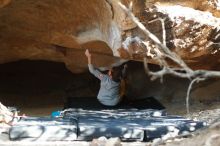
[0,0,220,72]
[120,0,220,70]
[0,0,124,73]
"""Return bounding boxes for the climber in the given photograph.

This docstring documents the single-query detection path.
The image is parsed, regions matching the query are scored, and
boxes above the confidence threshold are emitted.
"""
[85,49,127,106]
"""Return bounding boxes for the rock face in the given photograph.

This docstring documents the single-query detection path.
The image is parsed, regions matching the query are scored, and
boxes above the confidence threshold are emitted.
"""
[0,0,220,73]
[0,0,124,73]
[1,0,220,105]
[120,0,220,70]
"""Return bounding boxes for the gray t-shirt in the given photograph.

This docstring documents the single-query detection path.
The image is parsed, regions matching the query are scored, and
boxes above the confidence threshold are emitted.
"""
[88,64,121,106]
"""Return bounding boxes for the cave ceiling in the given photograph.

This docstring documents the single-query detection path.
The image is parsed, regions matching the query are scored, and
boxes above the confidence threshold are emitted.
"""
[0,0,220,73]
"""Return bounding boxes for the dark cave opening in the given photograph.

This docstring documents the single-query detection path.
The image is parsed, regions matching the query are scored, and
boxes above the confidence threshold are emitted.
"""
[0,60,99,115]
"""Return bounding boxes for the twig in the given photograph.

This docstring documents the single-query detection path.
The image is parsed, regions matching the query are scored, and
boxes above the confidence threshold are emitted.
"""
[149,18,167,46]
[186,79,196,115]
[186,78,205,114]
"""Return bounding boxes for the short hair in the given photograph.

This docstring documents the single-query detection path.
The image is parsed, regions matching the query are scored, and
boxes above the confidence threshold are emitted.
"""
[111,66,122,82]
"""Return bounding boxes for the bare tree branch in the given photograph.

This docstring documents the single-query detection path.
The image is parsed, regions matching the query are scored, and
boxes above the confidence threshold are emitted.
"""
[148,18,167,46]
[119,2,220,114]
[186,78,205,114]
[118,2,193,73]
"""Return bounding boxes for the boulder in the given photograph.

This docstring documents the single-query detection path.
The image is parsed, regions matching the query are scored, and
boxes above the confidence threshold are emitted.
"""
[0,0,219,72]
[0,0,125,73]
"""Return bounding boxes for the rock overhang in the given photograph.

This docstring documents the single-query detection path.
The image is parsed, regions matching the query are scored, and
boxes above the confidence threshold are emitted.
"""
[0,0,220,73]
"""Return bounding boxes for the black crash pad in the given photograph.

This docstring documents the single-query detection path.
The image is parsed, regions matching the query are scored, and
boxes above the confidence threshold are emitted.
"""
[62,109,206,141]
[10,109,206,142]
[9,117,77,141]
